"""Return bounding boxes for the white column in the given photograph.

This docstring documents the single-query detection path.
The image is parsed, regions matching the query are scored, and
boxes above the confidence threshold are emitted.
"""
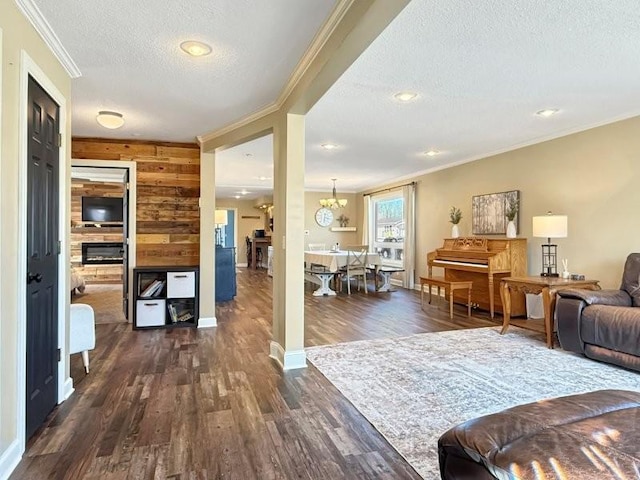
[270,113,306,369]
[198,149,217,328]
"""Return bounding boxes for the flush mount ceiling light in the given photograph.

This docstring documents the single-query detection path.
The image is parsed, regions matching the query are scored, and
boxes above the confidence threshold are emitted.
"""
[321,143,338,150]
[424,149,440,157]
[535,108,559,118]
[394,91,418,102]
[96,111,124,129]
[180,40,212,57]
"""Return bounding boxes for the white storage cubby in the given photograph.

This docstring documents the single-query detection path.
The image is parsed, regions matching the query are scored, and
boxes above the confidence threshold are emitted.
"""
[133,266,199,329]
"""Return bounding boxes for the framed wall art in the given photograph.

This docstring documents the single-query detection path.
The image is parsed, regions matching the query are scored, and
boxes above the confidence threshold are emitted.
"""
[472,190,520,235]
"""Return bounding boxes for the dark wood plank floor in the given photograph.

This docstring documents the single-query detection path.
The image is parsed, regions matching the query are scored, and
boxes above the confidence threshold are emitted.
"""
[12,269,531,479]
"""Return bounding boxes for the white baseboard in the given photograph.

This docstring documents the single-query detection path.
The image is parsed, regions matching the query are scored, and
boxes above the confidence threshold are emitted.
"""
[198,316,217,328]
[269,341,307,370]
[62,377,74,401]
[0,439,21,480]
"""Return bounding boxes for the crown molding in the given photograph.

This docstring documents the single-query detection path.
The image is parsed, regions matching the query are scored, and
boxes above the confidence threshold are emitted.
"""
[14,0,82,78]
[197,0,355,147]
[197,102,279,146]
[276,0,355,107]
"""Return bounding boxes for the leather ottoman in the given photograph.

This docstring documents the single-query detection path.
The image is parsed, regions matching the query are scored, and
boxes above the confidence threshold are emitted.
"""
[438,390,640,480]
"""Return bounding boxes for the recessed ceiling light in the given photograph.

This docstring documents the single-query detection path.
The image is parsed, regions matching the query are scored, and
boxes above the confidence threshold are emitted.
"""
[424,150,440,157]
[96,111,124,129]
[256,176,271,181]
[535,108,559,118]
[238,189,249,195]
[321,143,338,150]
[180,40,212,57]
[234,195,241,199]
[394,92,418,102]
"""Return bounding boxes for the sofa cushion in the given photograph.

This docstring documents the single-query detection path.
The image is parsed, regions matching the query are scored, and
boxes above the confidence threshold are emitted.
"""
[620,253,640,306]
[438,390,640,480]
[581,305,640,356]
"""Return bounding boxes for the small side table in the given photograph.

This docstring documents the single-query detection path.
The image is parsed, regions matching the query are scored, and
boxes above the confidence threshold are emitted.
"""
[500,276,600,348]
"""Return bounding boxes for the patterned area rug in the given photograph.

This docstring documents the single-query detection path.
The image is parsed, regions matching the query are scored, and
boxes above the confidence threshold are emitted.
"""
[306,327,640,479]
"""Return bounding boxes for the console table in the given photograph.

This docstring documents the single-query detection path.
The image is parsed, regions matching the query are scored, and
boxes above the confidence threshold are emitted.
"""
[500,276,600,348]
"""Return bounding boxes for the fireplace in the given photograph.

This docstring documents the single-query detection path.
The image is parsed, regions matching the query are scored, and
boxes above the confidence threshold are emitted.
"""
[82,242,124,265]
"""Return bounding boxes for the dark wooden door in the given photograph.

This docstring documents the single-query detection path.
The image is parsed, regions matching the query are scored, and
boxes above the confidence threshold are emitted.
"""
[122,169,129,319]
[26,76,60,440]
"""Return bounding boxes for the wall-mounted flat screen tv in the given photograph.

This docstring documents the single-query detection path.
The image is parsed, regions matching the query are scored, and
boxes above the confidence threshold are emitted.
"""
[82,196,123,222]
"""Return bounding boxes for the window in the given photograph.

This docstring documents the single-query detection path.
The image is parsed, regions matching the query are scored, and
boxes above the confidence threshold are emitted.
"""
[371,193,404,268]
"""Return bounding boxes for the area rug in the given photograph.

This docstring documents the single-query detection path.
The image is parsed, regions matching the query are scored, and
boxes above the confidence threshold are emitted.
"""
[306,327,640,479]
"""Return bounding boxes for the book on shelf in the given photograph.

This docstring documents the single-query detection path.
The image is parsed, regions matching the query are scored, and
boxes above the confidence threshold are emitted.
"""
[168,304,178,323]
[140,279,165,298]
[177,311,194,322]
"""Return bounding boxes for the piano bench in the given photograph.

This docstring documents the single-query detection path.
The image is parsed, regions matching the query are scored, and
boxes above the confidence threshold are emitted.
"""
[420,276,472,319]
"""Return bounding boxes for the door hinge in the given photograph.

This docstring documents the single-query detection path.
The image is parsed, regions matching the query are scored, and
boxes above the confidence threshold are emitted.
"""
[55,133,62,148]
[57,240,61,255]
[57,348,61,362]
[126,182,130,190]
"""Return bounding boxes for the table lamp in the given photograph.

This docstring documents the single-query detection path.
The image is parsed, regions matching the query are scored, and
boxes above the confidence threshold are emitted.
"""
[532,212,567,277]
[215,209,228,247]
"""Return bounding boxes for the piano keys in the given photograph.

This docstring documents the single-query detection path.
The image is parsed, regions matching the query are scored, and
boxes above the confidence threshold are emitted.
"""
[427,237,527,317]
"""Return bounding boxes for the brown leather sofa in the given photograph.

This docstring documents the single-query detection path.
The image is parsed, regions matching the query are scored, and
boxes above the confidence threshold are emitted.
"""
[438,389,640,479]
[555,253,640,372]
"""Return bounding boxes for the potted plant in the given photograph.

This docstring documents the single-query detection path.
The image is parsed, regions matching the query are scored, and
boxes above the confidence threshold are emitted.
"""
[505,198,518,238]
[449,206,462,238]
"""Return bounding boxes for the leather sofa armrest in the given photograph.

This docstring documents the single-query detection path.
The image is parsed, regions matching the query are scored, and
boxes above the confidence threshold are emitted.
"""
[557,288,632,307]
[556,297,586,353]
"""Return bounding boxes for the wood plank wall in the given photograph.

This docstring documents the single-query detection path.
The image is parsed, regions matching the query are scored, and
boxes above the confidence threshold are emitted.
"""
[71,180,124,284]
[72,138,201,267]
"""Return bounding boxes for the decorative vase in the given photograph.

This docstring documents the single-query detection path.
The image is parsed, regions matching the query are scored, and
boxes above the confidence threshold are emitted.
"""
[506,220,517,238]
[451,224,460,238]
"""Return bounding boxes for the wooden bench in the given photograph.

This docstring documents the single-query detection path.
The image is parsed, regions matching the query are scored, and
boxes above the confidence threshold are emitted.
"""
[370,266,405,292]
[419,276,472,319]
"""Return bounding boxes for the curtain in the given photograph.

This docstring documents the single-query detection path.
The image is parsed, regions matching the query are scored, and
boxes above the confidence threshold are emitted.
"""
[402,184,416,289]
[362,195,371,246]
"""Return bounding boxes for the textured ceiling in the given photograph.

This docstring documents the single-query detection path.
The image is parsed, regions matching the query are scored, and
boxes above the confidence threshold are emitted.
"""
[32,0,337,142]
[32,0,640,196]
[215,0,640,195]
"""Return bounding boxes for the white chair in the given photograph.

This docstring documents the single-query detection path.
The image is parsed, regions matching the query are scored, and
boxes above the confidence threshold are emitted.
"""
[307,243,326,251]
[70,304,96,374]
[339,247,369,294]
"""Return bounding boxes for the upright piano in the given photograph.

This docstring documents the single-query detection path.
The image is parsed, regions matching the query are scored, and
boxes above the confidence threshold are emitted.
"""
[427,237,527,317]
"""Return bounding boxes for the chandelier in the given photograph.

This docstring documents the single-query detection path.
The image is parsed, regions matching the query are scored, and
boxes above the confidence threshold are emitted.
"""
[319,178,347,210]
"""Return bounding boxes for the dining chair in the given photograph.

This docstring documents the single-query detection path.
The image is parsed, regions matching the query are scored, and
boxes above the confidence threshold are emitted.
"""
[339,247,369,294]
[306,243,328,272]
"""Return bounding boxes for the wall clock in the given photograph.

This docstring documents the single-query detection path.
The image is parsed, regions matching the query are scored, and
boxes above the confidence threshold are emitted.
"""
[315,207,334,227]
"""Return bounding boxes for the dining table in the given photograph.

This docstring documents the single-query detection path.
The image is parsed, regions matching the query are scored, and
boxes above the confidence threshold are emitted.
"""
[304,250,382,296]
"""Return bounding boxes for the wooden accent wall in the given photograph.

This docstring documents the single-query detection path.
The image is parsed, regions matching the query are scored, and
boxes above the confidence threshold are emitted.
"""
[72,138,201,266]
[71,180,124,284]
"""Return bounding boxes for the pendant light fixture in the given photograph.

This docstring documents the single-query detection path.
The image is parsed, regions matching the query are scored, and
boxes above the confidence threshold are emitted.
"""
[319,178,347,210]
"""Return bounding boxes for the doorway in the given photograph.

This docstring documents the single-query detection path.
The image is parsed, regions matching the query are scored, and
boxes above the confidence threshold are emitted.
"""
[71,160,137,322]
[70,166,130,322]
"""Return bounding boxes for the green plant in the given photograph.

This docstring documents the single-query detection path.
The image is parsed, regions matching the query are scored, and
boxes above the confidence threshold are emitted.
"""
[337,214,349,227]
[505,198,519,221]
[449,206,462,225]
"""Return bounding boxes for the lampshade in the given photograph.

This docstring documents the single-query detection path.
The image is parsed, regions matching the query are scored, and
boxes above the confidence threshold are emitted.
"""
[532,213,567,238]
[96,111,124,129]
[319,178,347,210]
[215,209,228,226]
